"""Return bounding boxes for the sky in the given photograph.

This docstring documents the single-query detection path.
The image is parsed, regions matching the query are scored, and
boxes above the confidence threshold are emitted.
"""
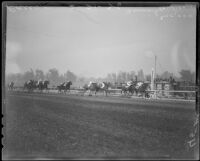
[6,5,196,78]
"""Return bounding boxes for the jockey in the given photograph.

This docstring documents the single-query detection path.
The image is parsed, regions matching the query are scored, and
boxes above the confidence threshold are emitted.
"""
[136,82,143,89]
[126,81,133,88]
[27,80,31,85]
[37,79,42,85]
[99,82,105,89]
[88,81,93,87]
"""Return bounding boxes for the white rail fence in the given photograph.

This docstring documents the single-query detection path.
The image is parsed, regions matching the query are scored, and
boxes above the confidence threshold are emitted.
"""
[7,86,196,100]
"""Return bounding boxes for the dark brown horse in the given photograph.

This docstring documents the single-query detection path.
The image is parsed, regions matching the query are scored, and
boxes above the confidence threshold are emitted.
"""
[24,80,37,92]
[37,80,50,92]
[121,81,136,96]
[57,81,72,94]
[134,82,151,98]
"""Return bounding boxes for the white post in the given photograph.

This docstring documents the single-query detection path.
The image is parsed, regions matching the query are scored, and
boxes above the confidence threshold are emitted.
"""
[151,68,157,98]
[155,55,157,81]
[151,68,154,90]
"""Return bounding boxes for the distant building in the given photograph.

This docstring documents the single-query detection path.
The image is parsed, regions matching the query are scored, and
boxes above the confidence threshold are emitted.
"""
[155,79,195,98]
[156,81,175,97]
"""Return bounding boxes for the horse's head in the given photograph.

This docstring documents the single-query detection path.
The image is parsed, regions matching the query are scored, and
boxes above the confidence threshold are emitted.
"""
[44,80,50,85]
[63,81,72,89]
[65,81,72,86]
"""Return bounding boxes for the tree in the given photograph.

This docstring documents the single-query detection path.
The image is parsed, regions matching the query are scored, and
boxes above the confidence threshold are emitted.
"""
[117,71,123,83]
[35,69,44,80]
[64,70,77,82]
[23,69,35,81]
[106,73,112,82]
[111,73,117,82]
[59,74,65,83]
[76,76,86,87]
[145,74,151,81]
[129,71,136,81]
[159,71,173,80]
[137,69,145,81]
[47,68,59,86]
[122,72,127,82]
[179,69,195,82]
[117,71,127,83]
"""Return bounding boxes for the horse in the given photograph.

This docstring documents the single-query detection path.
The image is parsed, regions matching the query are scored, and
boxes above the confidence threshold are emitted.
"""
[134,82,151,98]
[97,82,110,96]
[8,81,14,91]
[36,80,43,92]
[57,81,72,94]
[24,80,37,92]
[36,80,50,93]
[121,81,136,96]
[42,80,50,92]
[85,81,110,96]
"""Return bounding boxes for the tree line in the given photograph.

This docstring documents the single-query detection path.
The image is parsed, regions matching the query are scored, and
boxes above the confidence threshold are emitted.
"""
[5,68,196,87]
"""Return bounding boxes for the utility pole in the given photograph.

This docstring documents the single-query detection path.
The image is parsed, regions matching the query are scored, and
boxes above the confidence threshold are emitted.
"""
[155,55,157,81]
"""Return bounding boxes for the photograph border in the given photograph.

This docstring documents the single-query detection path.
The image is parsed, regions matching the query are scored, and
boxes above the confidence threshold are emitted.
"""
[2,1,199,160]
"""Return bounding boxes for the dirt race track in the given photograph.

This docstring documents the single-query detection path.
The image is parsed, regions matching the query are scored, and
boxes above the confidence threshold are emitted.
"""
[2,91,198,160]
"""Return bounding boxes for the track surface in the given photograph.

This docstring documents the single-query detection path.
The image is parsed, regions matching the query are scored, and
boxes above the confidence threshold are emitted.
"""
[3,91,197,159]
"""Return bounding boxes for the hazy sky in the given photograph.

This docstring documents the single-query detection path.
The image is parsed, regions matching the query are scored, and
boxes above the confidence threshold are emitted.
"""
[6,5,196,78]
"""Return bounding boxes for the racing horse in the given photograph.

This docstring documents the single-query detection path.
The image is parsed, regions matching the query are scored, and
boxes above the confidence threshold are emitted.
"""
[8,81,14,91]
[24,80,37,92]
[42,80,50,92]
[36,80,43,92]
[98,82,110,96]
[134,82,151,98]
[121,81,136,96]
[85,81,110,96]
[57,81,72,94]
[37,80,50,93]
